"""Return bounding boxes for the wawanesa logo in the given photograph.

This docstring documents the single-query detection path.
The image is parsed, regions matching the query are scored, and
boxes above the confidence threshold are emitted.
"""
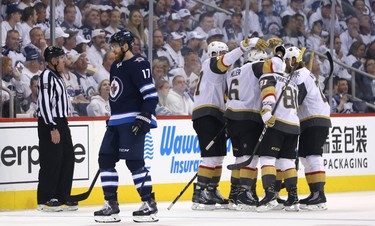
[159,126,201,174]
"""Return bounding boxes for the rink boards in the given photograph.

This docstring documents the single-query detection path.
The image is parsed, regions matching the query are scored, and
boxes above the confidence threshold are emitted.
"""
[0,115,375,210]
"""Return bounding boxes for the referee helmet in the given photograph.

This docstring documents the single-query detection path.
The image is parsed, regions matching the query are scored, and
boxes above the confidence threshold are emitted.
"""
[44,46,65,62]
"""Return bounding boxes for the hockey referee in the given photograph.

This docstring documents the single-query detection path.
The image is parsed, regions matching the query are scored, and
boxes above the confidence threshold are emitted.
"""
[36,46,77,212]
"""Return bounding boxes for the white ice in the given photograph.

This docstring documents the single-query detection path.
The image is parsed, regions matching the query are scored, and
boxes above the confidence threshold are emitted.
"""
[1,191,375,226]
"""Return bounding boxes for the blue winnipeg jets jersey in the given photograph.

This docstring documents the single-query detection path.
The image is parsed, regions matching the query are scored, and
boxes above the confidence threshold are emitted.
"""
[108,54,158,127]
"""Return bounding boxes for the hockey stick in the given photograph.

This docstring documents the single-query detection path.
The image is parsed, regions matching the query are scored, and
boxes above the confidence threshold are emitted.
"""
[322,51,334,94]
[67,169,100,202]
[167,173,198,210]
[205,123,227,151]
[227,48,306,170]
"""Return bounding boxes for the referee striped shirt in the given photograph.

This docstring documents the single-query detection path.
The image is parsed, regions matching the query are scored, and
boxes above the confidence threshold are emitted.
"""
[37,67,70,126]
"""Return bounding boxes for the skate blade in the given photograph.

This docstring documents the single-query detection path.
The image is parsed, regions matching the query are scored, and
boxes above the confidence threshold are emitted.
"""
[94,214,121,223]
[61,205,78,211]
[272,203,285,211]
[236,204,257,212]
[215,203,229,209]
[256,200,278,212]
[227,202,238,210]
[37,205,62,212]
[133,213,159,223]
[305,203,327,211]
[284,204,299,212]
[191,203,216,211]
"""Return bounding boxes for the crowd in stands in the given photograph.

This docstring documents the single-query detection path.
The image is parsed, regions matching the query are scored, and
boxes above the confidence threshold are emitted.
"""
[1,0,375,118]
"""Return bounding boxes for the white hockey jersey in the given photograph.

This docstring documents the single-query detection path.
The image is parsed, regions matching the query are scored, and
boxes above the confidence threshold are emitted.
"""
[294,67,331,131]
[192,57,228,121]
[259,72,300,134]
[225,62,263,123]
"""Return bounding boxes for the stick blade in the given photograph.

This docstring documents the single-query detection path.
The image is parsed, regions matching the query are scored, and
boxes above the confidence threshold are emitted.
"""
[66,169,100,202]
[326,51,334,76]
[227,158,251,170]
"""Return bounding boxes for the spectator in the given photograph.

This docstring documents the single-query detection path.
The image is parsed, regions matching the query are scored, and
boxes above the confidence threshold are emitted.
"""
[86,29,109,69]
[20,75,38,117]
[161,12,182,34]
[258,0,282,36]
[60,3,80,30]
[181,31,205,57]
[281,0,308,31]
[293,13,308,39]
[340,15,364,56]
[16,48,43,99]
[146,29,169,60]
[93,51,115,84]
[178,8,192,34]
[366,40,375,59]
[306,20,326,52]
[143,13,159,42]
[72,52,98,102]
[358,14,374,44]
[346,40,366,68]
[222,11,244,45]
[57,0,82,28]
[354,58,375,103]
[19,6,37,46]
[44,26,69,48]
[1,56,22,117]
[34,2,49,32]
[62,53,89,116]
[154,79,172,116]
[154,0,169,29]
[104,9,121,36]
[165,75,193,115]
[80,8,101,42]
[74,34,90,53]
[99,8,111,29]
[194,12,215,39]
[309,0,341,35]
[332,78,367,113]
[279,15,305,48]
[1,3,23,47]
[201,28,225,62]
[126,8,148,50]
[151,57,172,83]
[62,29,79,56]
[214,0,236,29]
[2,30,26,67]
[164,32,185,69]
[86,79,111,116]
[169,51,201,93]
[243,0,264,37]
[24,27,47,54]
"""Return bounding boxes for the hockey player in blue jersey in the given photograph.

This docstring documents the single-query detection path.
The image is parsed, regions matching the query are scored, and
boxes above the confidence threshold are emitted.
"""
[94,29,159,223]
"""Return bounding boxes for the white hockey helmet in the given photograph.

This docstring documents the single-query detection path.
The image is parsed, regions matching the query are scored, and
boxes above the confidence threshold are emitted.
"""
[284,46,302,66]
[246,49,268,62]
[207,41,229,58]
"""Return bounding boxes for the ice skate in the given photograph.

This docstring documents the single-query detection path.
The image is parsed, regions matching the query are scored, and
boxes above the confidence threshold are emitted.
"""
[37,199,62,212]
[207,186,229,209]
[191,183,216,211]
[94,200,120,223]
[236,188,258,211]
[133,193,159,223]
[61,201,78,211]
[273,193,285,210]
[299,192,314,209]
[301,191,327,211]
[256,186,278,212]
[284,187,299,212]
[228,185,240,210]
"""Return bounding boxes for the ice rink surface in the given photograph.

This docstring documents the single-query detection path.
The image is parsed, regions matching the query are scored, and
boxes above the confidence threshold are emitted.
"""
[1,191,375,226]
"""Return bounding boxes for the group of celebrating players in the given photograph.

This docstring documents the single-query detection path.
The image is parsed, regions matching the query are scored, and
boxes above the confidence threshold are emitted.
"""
[191,36,331,213]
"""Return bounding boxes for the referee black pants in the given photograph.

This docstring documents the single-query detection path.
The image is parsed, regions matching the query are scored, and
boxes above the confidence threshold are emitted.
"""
[37,118,75,204]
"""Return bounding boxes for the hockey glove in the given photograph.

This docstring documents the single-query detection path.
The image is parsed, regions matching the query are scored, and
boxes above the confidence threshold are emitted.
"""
[261,107,276,128]
[240,38,268,52]
[131,112,151,135]
[267,38,283,50]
